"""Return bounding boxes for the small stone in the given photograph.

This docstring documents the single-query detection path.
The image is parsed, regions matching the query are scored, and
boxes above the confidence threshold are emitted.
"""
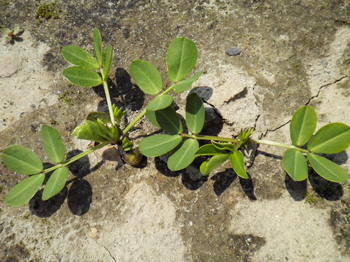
[225,47,242,56]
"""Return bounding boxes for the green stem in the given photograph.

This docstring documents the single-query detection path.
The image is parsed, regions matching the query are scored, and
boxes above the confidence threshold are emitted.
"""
[44,142,107,174]
[100,68,115,126]
[251,139,309,153]
[182,133,239,143]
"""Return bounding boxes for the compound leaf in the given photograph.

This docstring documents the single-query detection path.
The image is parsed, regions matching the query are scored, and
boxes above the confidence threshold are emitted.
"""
[307,123,350,154]
[41,125,66,163]
[139,134,182,157]
[168,139,199,171]
[2,145,43,175]
[230,151,249,179]
[290,106,317,146]
[186,93,205,134]
[166,37,198,82]
[42,167,69,201]
[147,95,173,111]
[282,149,308,181]
[200,154,229,176]
[63,67,103,87]
[195,144,227,156]
[62,45,99,69]
[5,173,45,207]
[307,153,349,183]
[173,71,204,93]
[102,44,113,80]
[93,28,103,66]
[129,60,162,95]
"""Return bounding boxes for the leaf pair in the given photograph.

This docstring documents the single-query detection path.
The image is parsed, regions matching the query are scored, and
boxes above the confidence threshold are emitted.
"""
[283,106,350,182]
[2,126,69,206]
[196,143,249,179]
[129,37,201,96]
[62,28,113,87]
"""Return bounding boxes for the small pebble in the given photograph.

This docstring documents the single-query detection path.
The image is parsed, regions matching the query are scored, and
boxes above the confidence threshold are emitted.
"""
[225,47,242,56]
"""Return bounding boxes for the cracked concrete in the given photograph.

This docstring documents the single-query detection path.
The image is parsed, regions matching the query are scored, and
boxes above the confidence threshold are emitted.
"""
[1,1,350,261]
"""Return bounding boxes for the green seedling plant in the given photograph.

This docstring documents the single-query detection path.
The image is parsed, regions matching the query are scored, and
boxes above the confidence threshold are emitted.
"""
[1,28,350,208]
[2,26,24,44]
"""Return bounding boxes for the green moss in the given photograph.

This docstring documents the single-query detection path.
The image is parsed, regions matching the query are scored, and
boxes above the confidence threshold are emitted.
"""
[58,91,74,106]
[35,2,61,22]
[305,192,318,205]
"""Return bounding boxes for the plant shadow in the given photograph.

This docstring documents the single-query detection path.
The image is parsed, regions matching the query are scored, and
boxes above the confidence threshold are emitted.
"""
[93,67,145,113]
[308,169,343,201]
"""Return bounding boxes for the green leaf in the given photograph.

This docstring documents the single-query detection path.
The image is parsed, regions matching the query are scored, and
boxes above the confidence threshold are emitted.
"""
[146,106,183,134]
[167,139,199,171]
[63,67,103,87]
[86,120,113,141]
[42,167,69,201]
[93,28,103,66]
[230,151,249,179]
[86,111,110,124]
[200,154,229,176]
[72,122,110,143]
[145,110,161,129]
[307,153,349,183]
[122,137,133,152]
[129,60,163,95]
[186,93,205,134]
[173,71,204,93]
[5,174,45,207]
[62,45,99,69]
[139,135,182,157]
[211,140,235,152]
[282,149,308,181]
[2,145,43,175]
[102,44,113,80]
[195,144,227,156]
[307,123,350,154]
[147,95,173,111]
[112,104,127,124]
[166,37,198,82]
[290,106,317,146]
[41,125,66,163]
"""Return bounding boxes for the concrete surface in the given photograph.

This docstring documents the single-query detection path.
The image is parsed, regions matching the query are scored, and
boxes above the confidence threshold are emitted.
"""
[1,1,350,261]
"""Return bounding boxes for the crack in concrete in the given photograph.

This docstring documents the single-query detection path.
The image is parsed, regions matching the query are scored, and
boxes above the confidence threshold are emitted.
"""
[260,75,348,139]
[305,75,348,105]
[223,87,248,104]
[93,239,116,262]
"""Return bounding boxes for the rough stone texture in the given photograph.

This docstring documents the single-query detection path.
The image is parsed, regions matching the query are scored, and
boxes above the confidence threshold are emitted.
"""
[1,1,350,262]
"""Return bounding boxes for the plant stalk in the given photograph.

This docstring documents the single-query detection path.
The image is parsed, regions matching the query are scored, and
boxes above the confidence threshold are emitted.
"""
[44,142,107,174]
[100,69,115,126]
[182,133,239,143]
[251,139,310,153]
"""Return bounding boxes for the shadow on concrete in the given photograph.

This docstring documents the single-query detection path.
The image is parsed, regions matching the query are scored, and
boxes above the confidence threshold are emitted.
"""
[309,170,343,201]
[212,169,237,196]
[285,175,307,201]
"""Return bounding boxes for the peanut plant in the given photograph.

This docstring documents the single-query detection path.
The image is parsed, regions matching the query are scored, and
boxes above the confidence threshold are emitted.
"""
[2,28,350,207]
